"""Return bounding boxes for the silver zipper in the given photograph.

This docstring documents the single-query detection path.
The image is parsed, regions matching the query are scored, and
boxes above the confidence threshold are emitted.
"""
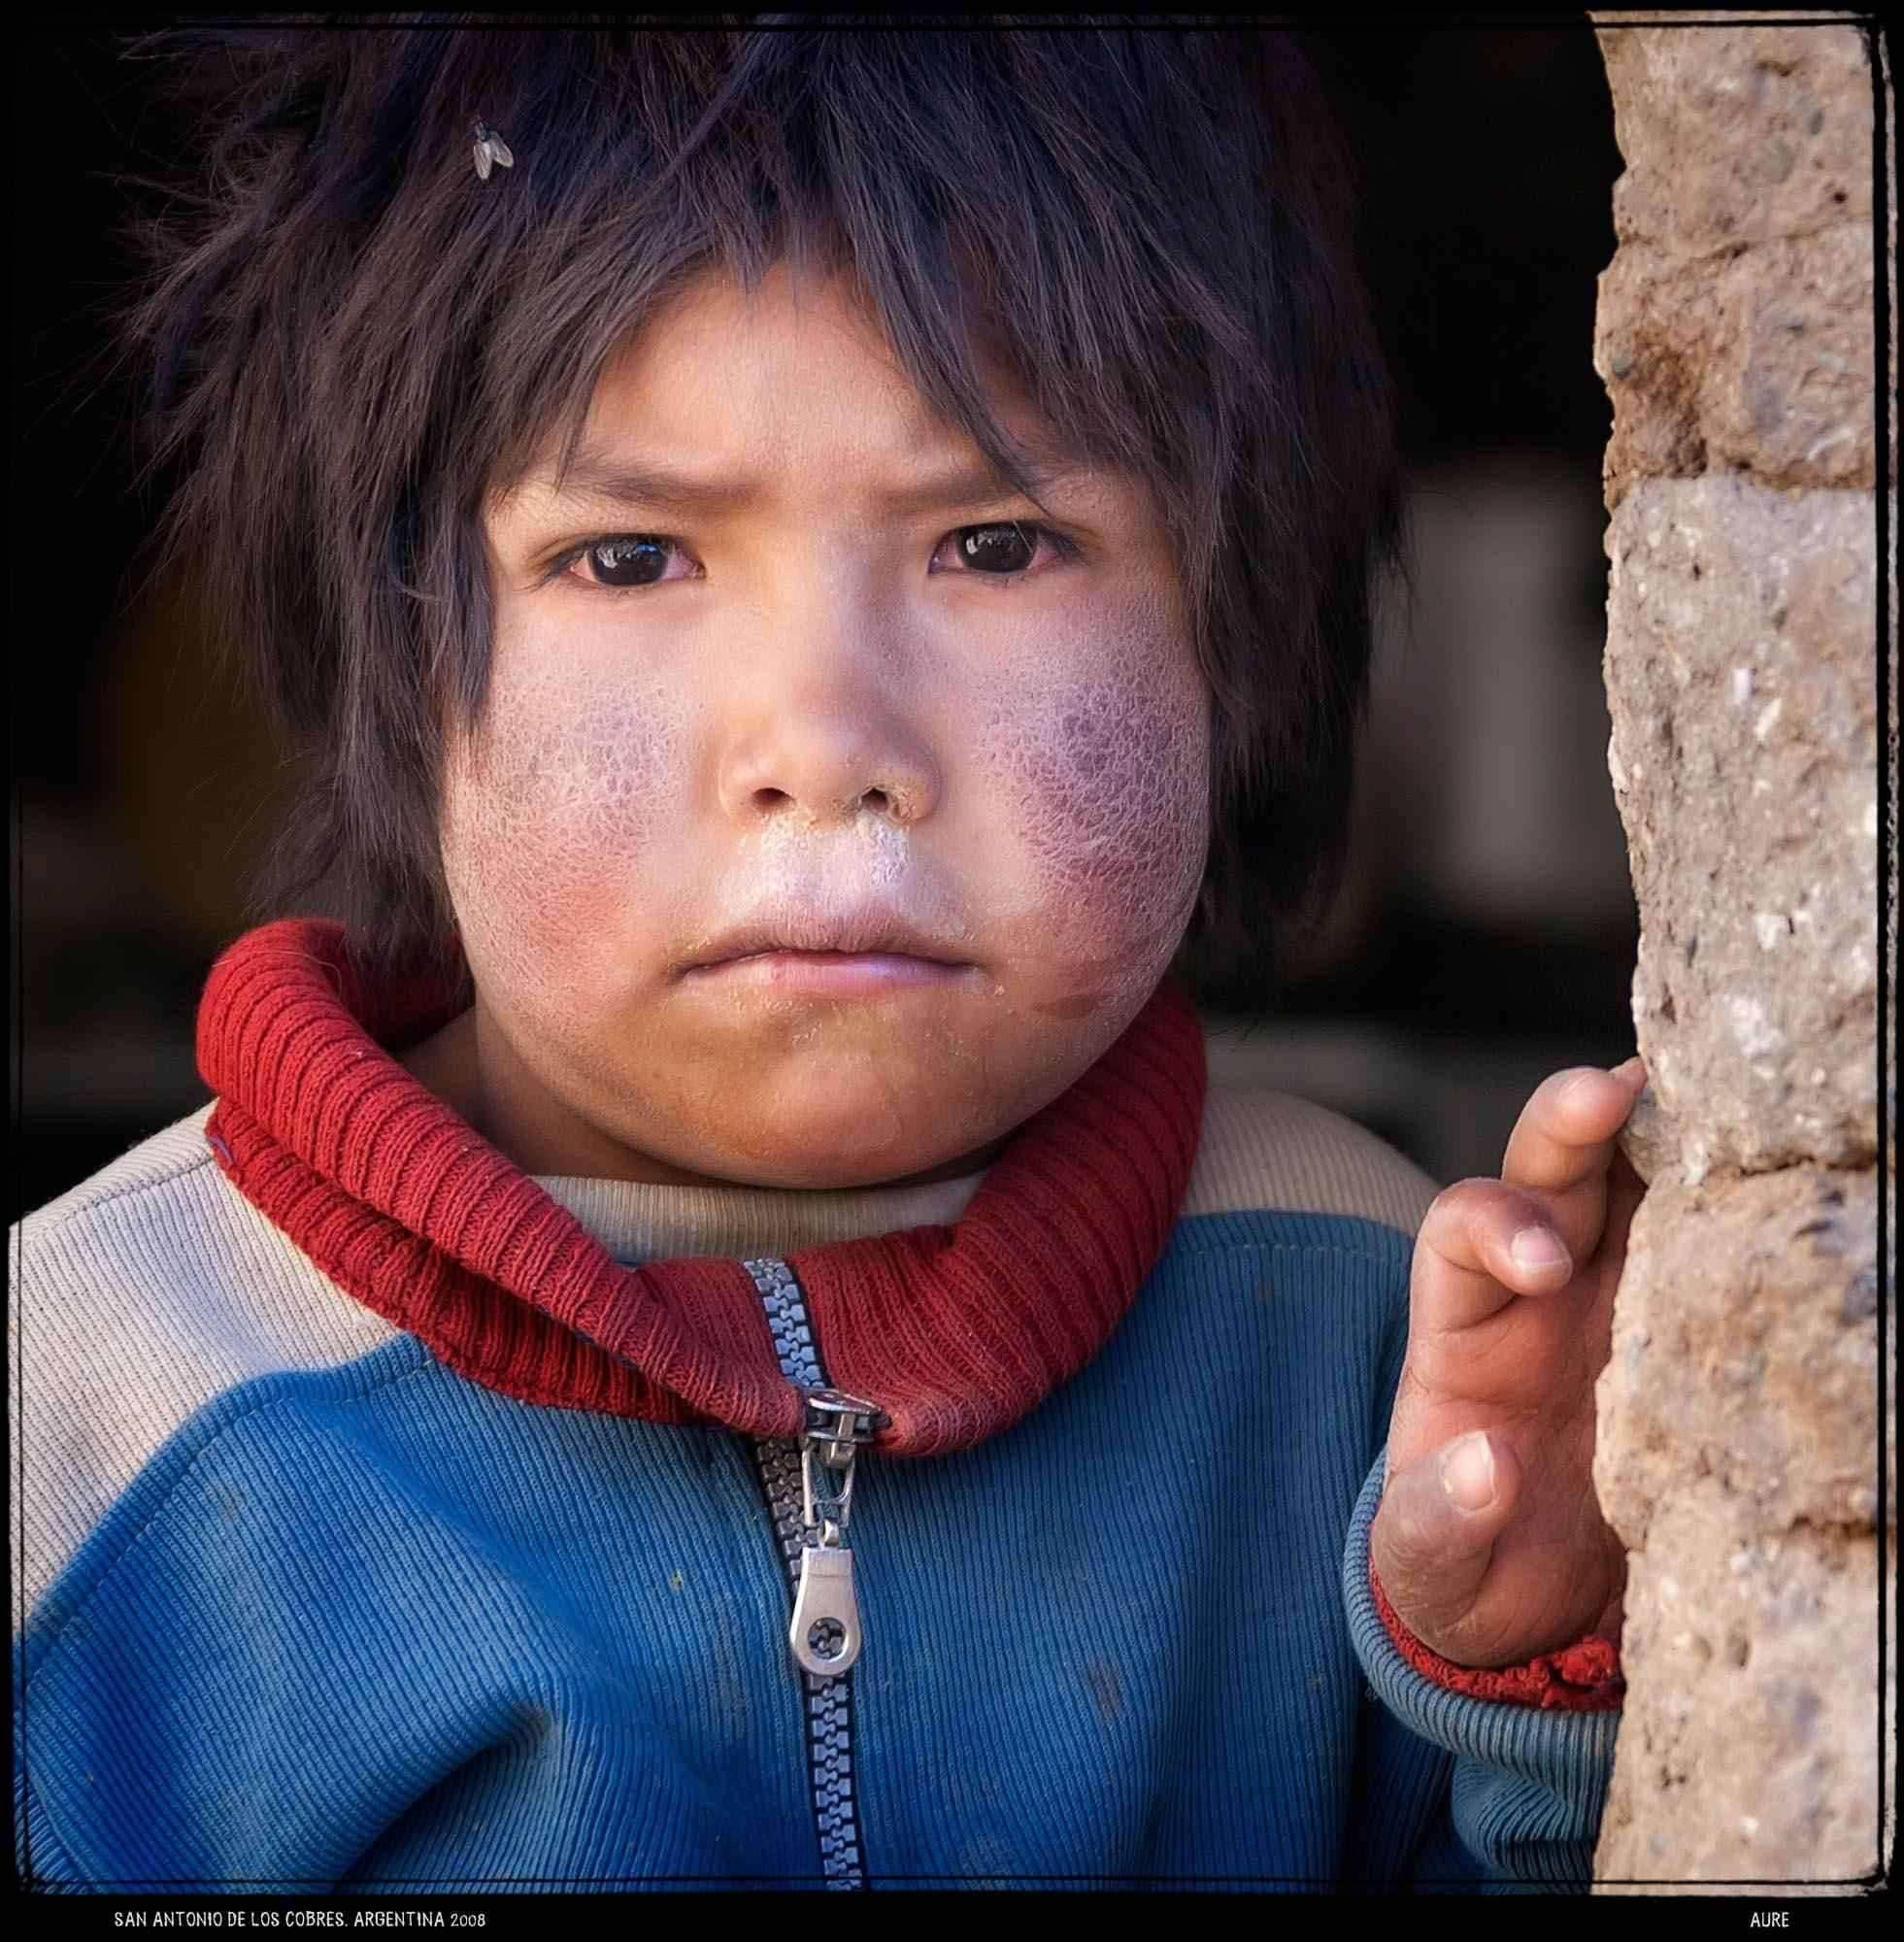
[741,1256,881,1891]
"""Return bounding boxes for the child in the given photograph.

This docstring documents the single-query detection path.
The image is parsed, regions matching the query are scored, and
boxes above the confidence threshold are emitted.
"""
[13,23,1645,1892]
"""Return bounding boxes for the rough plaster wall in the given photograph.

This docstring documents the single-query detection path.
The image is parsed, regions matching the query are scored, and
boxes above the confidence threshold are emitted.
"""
[1588,17,1893,1890]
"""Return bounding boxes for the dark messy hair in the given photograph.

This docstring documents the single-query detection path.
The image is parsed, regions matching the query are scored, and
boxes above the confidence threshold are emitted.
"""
[111,17,1403,1011]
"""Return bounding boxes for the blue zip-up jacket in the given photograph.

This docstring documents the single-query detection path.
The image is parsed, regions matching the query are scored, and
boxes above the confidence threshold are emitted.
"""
[12,1067,1619,1892]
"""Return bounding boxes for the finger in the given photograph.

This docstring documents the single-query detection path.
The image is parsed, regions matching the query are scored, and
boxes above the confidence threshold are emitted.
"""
[1596,1140,1650,1284]
[1413,1177,1582,1334]
[1499,1059,1649,1257]
[1501,1060,1646,1192]
[1369,1431,1524,1663]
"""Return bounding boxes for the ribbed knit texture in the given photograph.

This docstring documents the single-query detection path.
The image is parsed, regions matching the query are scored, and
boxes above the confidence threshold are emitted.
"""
[1370,1557,1622,1713]
[195,920,1206,1455]
[17,1207,1613,1890]
[1344,1453,1624,1890]
[16,993,1625,1888]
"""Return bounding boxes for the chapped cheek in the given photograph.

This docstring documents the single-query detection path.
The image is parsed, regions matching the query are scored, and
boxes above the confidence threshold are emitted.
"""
[979,659,1210,1010]
[443,678,688,959]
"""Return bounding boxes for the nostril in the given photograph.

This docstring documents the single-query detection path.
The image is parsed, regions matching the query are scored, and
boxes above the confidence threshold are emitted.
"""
[743,784,907,819]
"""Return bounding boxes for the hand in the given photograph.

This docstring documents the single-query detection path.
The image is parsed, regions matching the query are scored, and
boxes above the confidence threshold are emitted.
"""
[1368,1058,1649,1668]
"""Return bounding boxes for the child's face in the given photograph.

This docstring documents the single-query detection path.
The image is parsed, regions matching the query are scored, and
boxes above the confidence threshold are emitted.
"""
[441,263,1210,1189]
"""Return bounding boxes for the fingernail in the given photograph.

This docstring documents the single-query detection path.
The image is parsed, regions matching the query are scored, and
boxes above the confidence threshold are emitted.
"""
[1442,1433,1497,1514]
[1558,1068,1601,1105]
[1512,1225,1570,1274]
[1611,1055,1647,1086]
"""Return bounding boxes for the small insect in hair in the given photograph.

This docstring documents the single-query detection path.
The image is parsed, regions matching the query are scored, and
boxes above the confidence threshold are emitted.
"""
[472,119,515,182]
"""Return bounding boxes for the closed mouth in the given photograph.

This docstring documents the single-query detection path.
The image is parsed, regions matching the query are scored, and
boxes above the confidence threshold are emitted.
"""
[682,912,970,977]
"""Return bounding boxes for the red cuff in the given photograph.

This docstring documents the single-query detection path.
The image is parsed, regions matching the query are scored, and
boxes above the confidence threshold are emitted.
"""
[1369,1558,1624,1713]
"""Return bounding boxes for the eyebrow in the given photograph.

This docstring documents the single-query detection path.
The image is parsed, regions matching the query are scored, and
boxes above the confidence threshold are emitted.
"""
[518,441,1090,520]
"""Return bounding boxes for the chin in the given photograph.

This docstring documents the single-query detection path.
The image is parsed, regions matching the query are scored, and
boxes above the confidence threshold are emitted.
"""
[723,1119,985,1192]
[671,1077,1007,1192]
[727,1152,958,1192]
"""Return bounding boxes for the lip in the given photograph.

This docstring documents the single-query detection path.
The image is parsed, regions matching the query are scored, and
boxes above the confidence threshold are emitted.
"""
[687,949,973,995]
[680,908,973,978]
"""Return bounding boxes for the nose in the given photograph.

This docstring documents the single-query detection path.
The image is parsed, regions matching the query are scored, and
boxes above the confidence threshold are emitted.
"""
[715,585,941,828]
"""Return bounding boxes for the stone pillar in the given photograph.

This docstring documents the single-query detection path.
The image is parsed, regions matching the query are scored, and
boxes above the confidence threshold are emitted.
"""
[1587,17,1893,1889]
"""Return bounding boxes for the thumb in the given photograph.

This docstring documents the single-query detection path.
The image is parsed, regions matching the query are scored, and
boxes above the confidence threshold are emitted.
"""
[1369,1431,1523,1657]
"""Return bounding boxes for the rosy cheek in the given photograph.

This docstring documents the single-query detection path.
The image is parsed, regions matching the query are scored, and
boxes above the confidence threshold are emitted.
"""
[977,648,1210,1008]
[442,671,690,969]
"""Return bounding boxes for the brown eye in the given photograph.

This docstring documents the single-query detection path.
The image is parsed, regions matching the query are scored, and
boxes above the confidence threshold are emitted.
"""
[584,537,677,587]
[955,522,1039,573]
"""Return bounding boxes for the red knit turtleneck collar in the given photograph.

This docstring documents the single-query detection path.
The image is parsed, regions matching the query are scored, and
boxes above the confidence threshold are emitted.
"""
[196,921,1207,1456]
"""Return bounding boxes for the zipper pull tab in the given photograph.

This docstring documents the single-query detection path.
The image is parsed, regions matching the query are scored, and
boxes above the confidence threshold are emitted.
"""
[790,1541,861,1676]
[787,1388,883,1680]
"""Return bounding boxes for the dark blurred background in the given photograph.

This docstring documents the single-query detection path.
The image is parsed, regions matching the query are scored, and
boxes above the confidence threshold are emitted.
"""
[12,25,1636,1223]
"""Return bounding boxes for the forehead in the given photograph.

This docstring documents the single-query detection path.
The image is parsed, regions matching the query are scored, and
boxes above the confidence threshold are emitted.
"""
[497,261,1116,519]
[605,265,945,459]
